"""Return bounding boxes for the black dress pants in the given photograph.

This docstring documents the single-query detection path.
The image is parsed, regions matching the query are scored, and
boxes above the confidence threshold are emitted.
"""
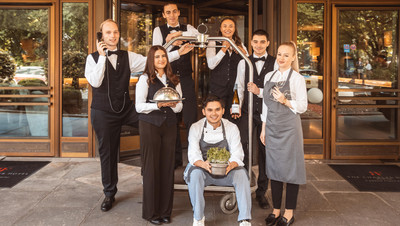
[140,120,176,220]
[270,180,300,210]
[91,104,138,197]
[238,112,269,197]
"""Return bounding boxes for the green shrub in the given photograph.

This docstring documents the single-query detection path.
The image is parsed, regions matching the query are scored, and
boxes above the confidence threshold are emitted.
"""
[0,50,16,83]
[207,147,230,164]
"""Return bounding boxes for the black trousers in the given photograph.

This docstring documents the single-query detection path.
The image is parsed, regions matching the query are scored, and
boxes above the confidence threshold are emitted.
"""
[140,120,176,220]
[91,105,138,197]
[238,111,269,197]
[270,180,300,210]
[175,76,197,167]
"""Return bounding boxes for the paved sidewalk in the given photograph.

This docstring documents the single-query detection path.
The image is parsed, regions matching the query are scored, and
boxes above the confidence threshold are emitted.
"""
[1,157,400,226]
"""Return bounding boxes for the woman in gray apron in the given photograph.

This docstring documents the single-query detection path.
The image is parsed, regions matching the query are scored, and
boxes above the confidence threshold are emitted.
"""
[260,42,308,226]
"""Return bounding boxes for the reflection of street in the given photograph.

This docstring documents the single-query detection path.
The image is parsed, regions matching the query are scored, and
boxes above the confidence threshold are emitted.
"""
[337,114,394,140]
[0,109,88,137]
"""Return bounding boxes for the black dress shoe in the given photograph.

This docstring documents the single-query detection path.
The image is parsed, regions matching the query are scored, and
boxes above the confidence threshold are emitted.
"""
[101,196,115,212]
[161,217,171,224]
[265,213,280,226]
[149,218,162,225]
[256,195,270,209]
[276,216,294,226]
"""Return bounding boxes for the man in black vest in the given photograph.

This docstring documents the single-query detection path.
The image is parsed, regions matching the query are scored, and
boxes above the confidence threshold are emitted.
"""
[84,19,192,212]
[234,29,277,209]
[153,3,199,168]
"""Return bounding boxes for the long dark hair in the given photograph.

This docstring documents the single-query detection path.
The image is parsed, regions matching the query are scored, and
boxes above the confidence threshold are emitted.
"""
[143,45,179,86]
[218,17,242,47]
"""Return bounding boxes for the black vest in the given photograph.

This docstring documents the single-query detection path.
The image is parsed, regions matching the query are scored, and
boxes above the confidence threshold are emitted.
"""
[210,42,242,90]
[243,54,276,115]
[138,77,177,127]
[90,50,132,113]
[159,24,192,77]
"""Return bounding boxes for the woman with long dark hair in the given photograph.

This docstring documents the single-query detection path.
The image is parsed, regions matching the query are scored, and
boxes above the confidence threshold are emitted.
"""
[206,17,248,119]
[135,45,183,225]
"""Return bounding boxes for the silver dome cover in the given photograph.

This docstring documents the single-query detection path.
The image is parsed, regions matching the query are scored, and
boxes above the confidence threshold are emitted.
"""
[152,87,181,101]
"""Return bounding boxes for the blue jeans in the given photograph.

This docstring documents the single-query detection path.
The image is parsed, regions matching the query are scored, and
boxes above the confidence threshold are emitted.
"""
[186,167,252,221]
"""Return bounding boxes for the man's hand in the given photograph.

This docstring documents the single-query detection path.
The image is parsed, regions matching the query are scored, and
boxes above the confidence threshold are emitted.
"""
[178,43,194,55]
[194,160,211,173]
[230,107,241,119]
[166,31,183,46]
[225,161,238,175]
[260,124,266,145]
[247,82,260,95]
[96,40,107,56]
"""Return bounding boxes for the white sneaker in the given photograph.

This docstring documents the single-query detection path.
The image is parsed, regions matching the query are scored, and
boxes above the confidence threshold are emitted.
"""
[239,220,251,226]
[193,216,205,226]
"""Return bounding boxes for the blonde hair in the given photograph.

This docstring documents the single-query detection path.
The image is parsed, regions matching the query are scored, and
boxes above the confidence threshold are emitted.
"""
[99,19,118,32]
[279,41,299,72]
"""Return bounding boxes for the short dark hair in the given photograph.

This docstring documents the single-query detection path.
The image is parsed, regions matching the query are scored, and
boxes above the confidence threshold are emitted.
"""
[202,95,225,109]
[252,29,269,41]
[163,2,178,12]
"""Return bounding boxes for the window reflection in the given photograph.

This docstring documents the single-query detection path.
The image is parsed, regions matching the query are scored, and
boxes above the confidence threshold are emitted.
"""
[0,8,49,137]
[337,9,399,141]
[62,3,89,137]
[297,3,324,139]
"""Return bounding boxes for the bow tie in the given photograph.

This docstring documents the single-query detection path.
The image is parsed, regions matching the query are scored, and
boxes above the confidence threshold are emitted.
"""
[168,26,180,32]
[107,50,118,56]
[254,56,266,62]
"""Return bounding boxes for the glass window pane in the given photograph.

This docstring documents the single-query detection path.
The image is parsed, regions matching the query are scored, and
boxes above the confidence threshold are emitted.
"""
[338,10,398,89]
[0,8,49,137]
[62,3,89,137]
[297,3,324,139]
[336,9,398,141]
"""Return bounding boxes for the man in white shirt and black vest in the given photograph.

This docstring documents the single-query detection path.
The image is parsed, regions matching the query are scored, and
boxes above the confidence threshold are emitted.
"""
[234,29,277,210]
[153,2,200,169]
[84,19,191,213]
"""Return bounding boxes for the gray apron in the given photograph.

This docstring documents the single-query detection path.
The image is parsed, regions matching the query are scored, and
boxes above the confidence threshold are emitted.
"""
[263,69,306,185]
[184,120,246,182]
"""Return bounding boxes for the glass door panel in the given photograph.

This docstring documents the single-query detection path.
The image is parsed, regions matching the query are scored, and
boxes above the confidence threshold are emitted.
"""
[0,7,50,138]
[332,7,399,159]
[297,3,324,140]
[62,2,89,137]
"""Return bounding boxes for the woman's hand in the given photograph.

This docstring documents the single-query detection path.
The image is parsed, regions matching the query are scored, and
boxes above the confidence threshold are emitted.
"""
[247,82,260,95]
[272,87,285,104]
[157,101,178,108]
[260,123,266,145]
[221,40,231,53]
[178,43,194,55]
[225,161,238,175]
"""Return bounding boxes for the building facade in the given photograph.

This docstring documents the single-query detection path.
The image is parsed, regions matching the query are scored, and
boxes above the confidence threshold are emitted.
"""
[0,0,399,160]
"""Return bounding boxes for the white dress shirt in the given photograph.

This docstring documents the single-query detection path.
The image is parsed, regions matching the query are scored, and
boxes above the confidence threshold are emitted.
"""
[153,23,199,52]
[261,68,308,122]
[235,53,279,107]
[135,73,183,114]
[188,117,244,166]
[206,41,248,70]
[84,48,180,88]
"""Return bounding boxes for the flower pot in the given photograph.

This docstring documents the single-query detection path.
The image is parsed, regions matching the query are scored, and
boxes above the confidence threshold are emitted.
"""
[210,163,229,176]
